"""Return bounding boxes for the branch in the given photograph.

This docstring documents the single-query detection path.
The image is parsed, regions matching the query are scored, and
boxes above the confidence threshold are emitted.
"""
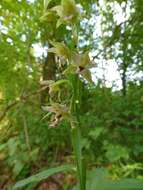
[0,86,47,122]
[22,115,31,152]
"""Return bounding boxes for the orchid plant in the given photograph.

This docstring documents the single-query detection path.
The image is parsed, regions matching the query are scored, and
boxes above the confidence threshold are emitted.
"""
[41,0,94,190]
[13,1,143,190]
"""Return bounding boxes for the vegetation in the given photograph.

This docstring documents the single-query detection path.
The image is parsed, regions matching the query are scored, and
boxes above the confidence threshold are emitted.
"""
[0,0,143,189]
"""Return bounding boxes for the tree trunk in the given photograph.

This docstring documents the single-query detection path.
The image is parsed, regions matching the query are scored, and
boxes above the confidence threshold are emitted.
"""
[40,51,56,105]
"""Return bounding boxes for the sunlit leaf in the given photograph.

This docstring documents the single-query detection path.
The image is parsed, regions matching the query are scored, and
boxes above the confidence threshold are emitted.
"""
[61,0,79,23]
[63,64,77,76]
[49,79,71,95]
[56,18,64,28]
[40,11,57,22]
[52,0,80,25]
[44,0,53,10]
[52,5,63,18]
[48,41,70,59]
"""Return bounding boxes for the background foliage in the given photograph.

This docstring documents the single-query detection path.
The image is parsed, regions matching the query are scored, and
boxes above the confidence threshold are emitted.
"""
[0,0,143,189]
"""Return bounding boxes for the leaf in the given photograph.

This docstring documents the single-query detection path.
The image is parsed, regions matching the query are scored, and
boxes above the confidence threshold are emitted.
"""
[40,79,72,99]
[49,79,72,95]
[0,143,6,151]
[13,164,74,189]
[13,161,24,176]
[52,0,79,24]
[85,168,143,190]
[110,179,143,190]
[40,11,56,22]
[81,138,90,149]
[89,127,105,139]
[7,138,18,156]
[63,64,77,76]
[86,168,109,190]
[3,0,12,2]
[105,144,129,162]
[44,0,52,10]
[56,18,64,28]
[61,0,79,23]
[52,5,63,18]
[40,80,54,86]
[48,41,70,59]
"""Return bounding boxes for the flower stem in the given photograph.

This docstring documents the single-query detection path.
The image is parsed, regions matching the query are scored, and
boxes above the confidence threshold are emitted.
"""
[71,74,86,190]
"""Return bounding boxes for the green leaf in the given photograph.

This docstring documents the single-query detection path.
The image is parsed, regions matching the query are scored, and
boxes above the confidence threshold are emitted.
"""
[110,179,143,190]
[89,127,104,139]
[44,0,52,10]
[61,0,79,23]
[105,144,129,162]
[52,0,79,25]
[13,161,24,176]
[56,18,64,28]
[85,168,143,190]
[0,143,6,151]
[63,64,77,75]
[52,5,63,18]
[48,41,70,59]
[13,164,74,189]
[40,11,56,22]
[7,138,18,156]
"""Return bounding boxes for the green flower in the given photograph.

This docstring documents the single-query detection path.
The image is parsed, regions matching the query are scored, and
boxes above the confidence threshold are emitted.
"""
[48,41,70,59]
[52,0,80,27]
[64,52,96,83]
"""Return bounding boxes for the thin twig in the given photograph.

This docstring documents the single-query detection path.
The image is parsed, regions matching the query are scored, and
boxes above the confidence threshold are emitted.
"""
[22,115,31,152]
[0,86,47,122]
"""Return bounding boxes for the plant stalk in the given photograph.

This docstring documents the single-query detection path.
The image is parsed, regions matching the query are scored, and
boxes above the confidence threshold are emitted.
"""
[71,74,86,190]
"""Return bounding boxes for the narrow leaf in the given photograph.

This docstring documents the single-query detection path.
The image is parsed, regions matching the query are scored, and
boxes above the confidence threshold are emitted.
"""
[44,0,52,10]
[13,165,74,189]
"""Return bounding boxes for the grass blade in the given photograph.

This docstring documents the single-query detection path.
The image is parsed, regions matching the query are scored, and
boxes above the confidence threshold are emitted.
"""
[13,164,74,189]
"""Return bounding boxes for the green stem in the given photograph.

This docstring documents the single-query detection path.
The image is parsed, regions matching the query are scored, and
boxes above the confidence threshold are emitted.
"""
[71,74,86,190]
